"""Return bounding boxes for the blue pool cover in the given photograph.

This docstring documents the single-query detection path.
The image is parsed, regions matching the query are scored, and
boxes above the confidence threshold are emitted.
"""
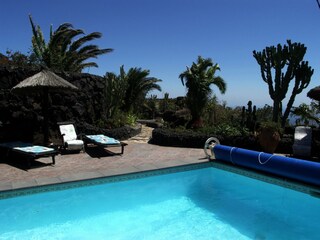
[213,145,320,187]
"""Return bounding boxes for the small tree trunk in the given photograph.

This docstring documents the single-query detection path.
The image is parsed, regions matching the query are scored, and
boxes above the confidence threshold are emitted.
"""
[282,93,296,127]
[272,99,281,123]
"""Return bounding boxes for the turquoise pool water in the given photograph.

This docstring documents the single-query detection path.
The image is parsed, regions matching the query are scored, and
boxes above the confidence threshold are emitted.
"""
[0,166,320,240]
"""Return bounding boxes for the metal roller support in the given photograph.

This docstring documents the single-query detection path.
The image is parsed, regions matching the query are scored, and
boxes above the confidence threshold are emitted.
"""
[204,137,220,160]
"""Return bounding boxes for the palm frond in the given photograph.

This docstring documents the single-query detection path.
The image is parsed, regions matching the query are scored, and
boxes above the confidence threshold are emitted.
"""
[28,17,112,72]
[211,76,227,94]
[29,15,46,62]
[69,32,102,52]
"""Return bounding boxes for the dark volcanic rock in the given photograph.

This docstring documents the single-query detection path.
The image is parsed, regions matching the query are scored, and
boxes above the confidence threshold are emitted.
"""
[0,66,109,143]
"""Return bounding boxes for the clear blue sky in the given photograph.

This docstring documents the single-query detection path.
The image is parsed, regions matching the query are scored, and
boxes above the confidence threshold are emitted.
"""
[1,0,320,108]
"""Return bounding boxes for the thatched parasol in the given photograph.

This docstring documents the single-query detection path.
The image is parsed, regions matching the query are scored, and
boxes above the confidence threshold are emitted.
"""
[307,86,320,101]
[11,69,79,145]
[12,70,78,93]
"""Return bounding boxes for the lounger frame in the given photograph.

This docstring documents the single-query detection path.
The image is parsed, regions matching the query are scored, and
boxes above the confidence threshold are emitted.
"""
[0,142,57,168]
[83,135,127,155]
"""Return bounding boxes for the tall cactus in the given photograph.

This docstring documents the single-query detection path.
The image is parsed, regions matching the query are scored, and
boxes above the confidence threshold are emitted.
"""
[241,100,257,132]
[253,40,314,127]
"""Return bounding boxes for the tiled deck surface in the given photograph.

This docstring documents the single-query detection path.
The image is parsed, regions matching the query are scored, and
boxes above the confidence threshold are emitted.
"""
[0,143,207,192]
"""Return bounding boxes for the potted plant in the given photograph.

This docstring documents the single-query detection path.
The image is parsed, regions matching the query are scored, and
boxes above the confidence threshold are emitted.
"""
[257,121,282,153]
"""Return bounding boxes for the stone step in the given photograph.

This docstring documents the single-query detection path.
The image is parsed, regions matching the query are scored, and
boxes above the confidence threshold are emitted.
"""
[126,125,153,143]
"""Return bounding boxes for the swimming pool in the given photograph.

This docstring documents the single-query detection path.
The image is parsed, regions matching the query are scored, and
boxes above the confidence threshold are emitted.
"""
[0,163,319,240]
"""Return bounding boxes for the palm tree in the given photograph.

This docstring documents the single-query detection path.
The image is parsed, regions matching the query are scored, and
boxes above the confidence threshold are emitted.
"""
[179,56,226,127]
[104,65,162,116]
[104,68,127,118]
[291,103,320,125]
[29,15,113,72]
[121,66,162,113]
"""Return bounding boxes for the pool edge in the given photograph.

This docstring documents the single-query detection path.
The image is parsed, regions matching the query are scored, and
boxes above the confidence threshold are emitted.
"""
[0,162,211,199]
[1,160,320,200]
[211,160,320,198]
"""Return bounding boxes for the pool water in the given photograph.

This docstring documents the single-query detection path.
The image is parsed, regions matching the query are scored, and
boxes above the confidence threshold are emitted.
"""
[0,166,319,240]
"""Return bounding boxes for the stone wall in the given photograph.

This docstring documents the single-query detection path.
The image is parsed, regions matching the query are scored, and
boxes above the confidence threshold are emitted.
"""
[0,66,107,143]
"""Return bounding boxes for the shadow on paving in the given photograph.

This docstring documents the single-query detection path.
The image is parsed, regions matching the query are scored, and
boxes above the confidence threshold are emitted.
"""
[84,145,121,158]
[2,157,53,171]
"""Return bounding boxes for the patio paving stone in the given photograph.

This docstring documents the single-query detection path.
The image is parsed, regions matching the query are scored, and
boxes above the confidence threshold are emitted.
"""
[0,142,207,192]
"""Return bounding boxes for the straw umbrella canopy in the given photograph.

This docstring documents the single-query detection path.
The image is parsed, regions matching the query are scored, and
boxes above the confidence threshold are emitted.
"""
[307,86,320,101]
[11,69,79,145]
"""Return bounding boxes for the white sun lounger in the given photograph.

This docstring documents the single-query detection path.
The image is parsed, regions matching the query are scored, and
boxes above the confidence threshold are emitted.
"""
[58,122,84,152]
[292,126,312,157]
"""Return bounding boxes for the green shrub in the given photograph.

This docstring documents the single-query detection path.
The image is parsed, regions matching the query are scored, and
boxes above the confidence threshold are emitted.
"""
[126,113,138,126]
[99,111,138,129]
[197,123,250,137]
[258,121,283,135]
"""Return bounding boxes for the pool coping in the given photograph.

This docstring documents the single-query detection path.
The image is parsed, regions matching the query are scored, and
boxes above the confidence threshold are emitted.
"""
[0,143,208,193]
[1,158,320,200]
[0,162,212,199]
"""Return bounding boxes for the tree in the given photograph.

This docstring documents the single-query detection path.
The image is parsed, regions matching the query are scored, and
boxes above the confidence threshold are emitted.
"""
[160,92,170,112]
[255,104,273,123]
[179,56,226,128]
[104,65,162,115]
[144,95,158,119]
[104,69,127,119]
[0,50,39,68]
[29,15,113,72]
[121,66,162,113]
[291,103,320,126]
[253,40,314,127]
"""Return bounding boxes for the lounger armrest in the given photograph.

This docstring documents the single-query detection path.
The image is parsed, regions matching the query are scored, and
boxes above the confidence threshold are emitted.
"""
[77,133,85,140]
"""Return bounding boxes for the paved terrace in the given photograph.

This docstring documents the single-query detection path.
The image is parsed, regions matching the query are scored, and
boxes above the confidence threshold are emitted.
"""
[0,142,207,192]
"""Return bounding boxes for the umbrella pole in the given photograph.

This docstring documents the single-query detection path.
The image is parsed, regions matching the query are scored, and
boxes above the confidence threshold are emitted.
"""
[43,88,49,146]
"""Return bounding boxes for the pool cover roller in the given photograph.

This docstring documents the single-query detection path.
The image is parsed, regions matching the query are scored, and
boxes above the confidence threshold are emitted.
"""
[212,144,320,187]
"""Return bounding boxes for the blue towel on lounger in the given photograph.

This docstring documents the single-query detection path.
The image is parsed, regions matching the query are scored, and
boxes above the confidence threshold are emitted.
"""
[86,135,120,145]
[0,141,55,153]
